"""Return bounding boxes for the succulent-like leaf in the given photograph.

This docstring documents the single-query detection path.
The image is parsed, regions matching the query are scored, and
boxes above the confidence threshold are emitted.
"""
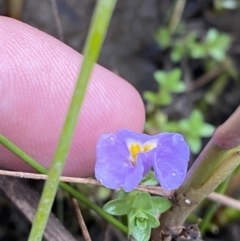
[103,198,131,215]
[167,68,182,87]
[155,27,171,49]
[150,196,172,214]
[172,82,186,93]
[158,90,172,105]
[143,91,158,105]
[135,212,149,230]
[154,71,167,85]
[186,136,201,154]
[132,192,152,210]
[131,224,151,241]
[200,124,215,137]
[144,211,160,228]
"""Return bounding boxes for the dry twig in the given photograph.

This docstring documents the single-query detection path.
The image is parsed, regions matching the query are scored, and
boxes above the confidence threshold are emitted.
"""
[189,63,225,91]
[208,192,240,210]
[71,198,92,241]
[1,169,240,211]
[0,170,172,197]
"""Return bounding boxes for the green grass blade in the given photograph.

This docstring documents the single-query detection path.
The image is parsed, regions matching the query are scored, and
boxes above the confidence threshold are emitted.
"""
[27,0,117,240]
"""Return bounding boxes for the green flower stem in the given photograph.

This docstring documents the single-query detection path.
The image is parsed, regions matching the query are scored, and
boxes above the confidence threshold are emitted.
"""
[0,134,128,234]
[28,1,117,240]
[151,106,240,240]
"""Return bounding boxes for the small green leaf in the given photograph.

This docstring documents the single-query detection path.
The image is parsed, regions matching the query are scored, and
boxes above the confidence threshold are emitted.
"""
[155,27,171,49]
[132,192,152,210]
[158,90,172,105]
[189,109,204,127]
[128,209,140,235]
[210,49,225,61]
[189,43,206,59]
[171,82,186,93]
[200,124,215,137]
[129,211,160,241]
[136,212,148,220]
[131,224,151,241]
[163,121,179,132]
[140,171,159,186]
[143,91,158,105]
[144,211,160,228]
[171,42,185,62]
[204,28,231,60]
[135,212,148,230]
[206,28,218,43]
[150,196,172,214]
[167,68,181,86]
[103,198,132,215]
[128,209,160,241]
[178,119,190,133]
[114,189,128,199]
[136,218,148,230]
[186,136,202,154]
[154,71,167,85]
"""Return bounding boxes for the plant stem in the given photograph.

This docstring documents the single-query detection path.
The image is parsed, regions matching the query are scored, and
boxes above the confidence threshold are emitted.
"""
[28,1,117,240]
[0,134,128,234]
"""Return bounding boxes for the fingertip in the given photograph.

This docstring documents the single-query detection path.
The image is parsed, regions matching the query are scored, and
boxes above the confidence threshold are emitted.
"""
[0,16,146,177]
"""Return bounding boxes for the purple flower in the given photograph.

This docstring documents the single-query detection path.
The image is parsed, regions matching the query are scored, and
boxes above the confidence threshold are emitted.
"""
[95,129,189,192]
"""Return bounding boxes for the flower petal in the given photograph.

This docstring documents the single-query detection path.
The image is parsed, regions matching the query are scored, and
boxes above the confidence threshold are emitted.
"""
[141,149,155,176]
[153,133,190,190]
[95,133,130,189]
[116,129,152,145]
[95,132,145,192]
[122,156,144,192]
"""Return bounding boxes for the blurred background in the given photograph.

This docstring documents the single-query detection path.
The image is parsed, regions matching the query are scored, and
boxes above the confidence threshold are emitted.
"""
[1,0,240,240]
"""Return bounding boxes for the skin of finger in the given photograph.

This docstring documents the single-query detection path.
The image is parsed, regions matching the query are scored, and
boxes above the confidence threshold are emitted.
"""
[0,17,145,177]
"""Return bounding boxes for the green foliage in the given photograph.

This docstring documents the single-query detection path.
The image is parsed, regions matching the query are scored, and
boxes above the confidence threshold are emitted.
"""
[173,28,231,62]
[104,191,171,241]
[144,68,186,106]
[143,57,215,154]
[188,28,231,61]
[170,32,197,62]
[155,26,171,48]
[145,25,229,154]
[177,110,215,153]
[145,109,215,154]
[155,24,231,63]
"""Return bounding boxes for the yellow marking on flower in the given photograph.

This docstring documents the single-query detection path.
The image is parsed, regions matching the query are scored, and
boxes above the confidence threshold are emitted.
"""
[129,142,156,165]
[143,144,155,152]
[129,143,141,162]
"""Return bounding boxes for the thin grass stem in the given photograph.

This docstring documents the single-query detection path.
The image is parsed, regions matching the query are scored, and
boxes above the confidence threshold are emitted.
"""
[28,1,117,240]
[0,134,128,234]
